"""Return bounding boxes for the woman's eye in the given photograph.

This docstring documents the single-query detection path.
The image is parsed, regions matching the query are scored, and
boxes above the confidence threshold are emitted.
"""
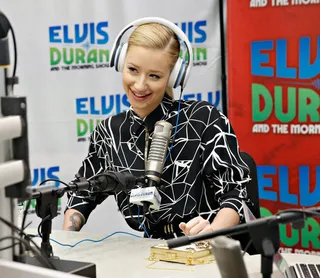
[150,74,160,80]
[128,67,137,72]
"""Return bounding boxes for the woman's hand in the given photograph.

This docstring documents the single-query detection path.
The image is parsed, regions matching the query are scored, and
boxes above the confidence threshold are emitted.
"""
[179,208,240,236]
[179,216,214,236]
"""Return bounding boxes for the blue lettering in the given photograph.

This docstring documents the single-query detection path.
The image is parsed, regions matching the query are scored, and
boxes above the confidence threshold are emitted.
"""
[183,93,195,101]
[90,22,95,45]
[176,21,206,43]
[115,94,122,115]
[251,41,274,77]
[76,95,130,116]
[279,166,298,205]
[49,26,61,43]
[257,165,320,206]
[76,98,88,114]
[32,168,45,186]
[75,24,88,44]
[90,97,100,115]
[63,25,73,43]
[299,37,320,79]
[299,166,320,206]
[182,91,220,107]
[101,95,114,115]
[32,166,60,187]
[96,22,109,44]
[122,94,130,108]
[50,22,109,45]
[257,165,277,201]
[194,20,207,43]
[207,91,221,107]
[47,166,60,186]
[276,40,297,79]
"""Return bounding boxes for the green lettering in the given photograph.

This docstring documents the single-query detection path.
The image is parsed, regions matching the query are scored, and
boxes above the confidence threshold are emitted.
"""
[301,218,320,249]
[299,88,320,123]
[196,48,207,61]
[77,119,88,137]
[252,84,273,122]
[275,86,296,123]
[87,49,97,63]
[280,223,299,247]
[260,207,272,217]
[63,48,74,65]
[50,48,61,66]
[99,50,109,63]
[75,48,86,64]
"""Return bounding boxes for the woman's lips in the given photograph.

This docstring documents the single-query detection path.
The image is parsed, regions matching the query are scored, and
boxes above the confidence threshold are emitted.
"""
[130,89,151,101]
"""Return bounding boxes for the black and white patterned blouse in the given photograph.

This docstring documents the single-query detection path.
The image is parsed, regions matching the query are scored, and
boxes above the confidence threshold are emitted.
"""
[66,94,251,239]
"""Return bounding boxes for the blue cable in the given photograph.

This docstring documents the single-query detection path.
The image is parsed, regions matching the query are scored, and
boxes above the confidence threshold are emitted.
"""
[166,90,182,161]
[47,91,183,249]
[38,231,142,248]
[137,205,150,238]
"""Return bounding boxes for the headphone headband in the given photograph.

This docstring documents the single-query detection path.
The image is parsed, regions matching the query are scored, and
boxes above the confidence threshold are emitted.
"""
[110,17,193,89]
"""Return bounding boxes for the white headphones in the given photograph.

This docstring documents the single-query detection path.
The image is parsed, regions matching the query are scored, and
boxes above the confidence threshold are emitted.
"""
[109,17,193,89]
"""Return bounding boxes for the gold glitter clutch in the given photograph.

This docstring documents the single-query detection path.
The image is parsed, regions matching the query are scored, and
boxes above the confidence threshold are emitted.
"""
[148,241,215,265]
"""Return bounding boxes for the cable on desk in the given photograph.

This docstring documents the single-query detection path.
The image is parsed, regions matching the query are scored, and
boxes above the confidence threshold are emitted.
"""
[33,231,143,248]
[0,216,56,270]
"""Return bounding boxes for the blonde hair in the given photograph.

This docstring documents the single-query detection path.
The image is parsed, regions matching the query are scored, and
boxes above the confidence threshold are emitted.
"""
[127,23,180,99]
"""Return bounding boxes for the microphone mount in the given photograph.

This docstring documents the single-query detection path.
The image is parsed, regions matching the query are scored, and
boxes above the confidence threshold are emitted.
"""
[20,171,143,277]
[26,171,139,258]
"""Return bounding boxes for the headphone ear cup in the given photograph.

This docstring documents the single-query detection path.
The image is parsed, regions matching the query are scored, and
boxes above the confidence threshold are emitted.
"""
[114,42,128,72]
[168,58,185,89]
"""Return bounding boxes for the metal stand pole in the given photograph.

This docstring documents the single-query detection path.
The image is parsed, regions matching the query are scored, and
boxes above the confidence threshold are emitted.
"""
[219,0,228,116]
[0,67,15,261]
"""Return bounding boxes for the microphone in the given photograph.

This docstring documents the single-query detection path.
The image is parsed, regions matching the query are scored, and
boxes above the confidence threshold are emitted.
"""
[130,120,173,212]
[62,171,137,197]
[145,120,173,184]
[210,236,249,278]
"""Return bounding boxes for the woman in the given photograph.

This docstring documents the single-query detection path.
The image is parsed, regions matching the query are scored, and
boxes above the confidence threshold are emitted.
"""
[63,19,251,239]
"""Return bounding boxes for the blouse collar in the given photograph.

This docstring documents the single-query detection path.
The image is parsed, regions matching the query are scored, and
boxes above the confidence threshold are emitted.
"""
[129,93,174,135]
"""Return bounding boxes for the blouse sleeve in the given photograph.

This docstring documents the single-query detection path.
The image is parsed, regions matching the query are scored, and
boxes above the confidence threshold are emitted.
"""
[201,108,251,220]
[65,126,108,222]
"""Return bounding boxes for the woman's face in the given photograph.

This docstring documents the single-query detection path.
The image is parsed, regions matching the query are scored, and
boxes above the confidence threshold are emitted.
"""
[122,45,171,118]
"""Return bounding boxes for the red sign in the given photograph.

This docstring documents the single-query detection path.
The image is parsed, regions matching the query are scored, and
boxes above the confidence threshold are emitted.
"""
[227,2,320,255]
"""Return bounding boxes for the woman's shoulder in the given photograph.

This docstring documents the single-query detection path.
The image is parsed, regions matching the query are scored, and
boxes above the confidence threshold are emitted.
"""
[175,98,221,119]
[93,111,129,134]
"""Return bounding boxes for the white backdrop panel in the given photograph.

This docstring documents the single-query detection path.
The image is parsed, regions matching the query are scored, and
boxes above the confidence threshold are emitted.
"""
[0,0,223,236]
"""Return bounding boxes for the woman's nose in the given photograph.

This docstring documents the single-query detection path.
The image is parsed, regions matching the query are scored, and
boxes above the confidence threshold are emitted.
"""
[134,76,147,91]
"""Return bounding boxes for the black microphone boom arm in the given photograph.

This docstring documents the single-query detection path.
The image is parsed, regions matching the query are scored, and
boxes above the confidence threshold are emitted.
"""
[69,171,137,194]
[166,208,316,248]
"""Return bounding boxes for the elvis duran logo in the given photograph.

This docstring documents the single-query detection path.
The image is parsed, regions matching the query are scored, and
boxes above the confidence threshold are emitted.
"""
[49,22,110,71]
[48,20,209,71]
[75,91,221,142]
[258,164,320,254]
[175,20,208,66]
[251,36,320,135]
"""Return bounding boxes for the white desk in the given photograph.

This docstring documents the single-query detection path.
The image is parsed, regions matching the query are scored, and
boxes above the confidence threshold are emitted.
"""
[22,230,320,278]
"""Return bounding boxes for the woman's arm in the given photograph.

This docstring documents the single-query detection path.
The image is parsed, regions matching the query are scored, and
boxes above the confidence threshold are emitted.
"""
[63,209,86,231]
